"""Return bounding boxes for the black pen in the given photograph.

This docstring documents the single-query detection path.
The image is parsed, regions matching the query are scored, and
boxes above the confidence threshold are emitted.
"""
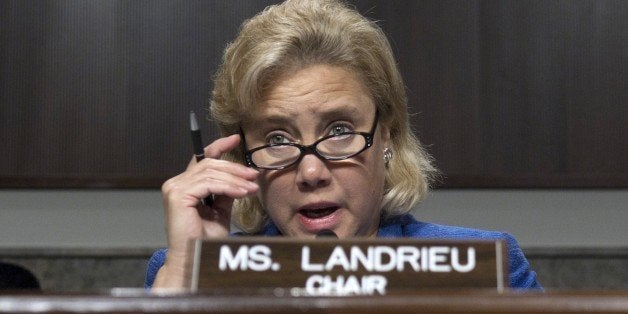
[190,111,214,206]
[190,111,205,162]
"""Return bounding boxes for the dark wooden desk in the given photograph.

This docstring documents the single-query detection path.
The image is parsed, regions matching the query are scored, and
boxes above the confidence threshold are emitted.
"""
[1,290,628,313]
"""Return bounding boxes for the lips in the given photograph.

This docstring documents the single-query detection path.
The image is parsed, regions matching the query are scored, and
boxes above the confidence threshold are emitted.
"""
[297,202,341,232]
[299,206,339,219]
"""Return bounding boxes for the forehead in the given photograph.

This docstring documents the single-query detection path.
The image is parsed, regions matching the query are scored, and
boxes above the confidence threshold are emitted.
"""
[246,65,375,123]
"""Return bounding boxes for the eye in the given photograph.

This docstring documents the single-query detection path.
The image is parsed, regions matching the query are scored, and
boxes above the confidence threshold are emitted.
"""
[266,132,292,145]
[328,123,353,136]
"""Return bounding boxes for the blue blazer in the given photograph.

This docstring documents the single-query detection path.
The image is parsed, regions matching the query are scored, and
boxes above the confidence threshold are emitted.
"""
[145,213,542,290]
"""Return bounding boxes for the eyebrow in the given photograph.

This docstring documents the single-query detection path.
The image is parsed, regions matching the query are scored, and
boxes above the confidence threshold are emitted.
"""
[254,106,363,125]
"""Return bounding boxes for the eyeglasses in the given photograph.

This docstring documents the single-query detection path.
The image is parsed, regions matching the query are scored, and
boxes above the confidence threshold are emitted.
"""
[243,111,379,170]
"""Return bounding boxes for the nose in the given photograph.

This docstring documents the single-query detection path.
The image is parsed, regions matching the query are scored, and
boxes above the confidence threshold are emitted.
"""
[295,153,332,189]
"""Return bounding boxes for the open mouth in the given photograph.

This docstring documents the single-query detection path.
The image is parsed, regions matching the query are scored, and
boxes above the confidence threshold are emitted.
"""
[299,206,339,219]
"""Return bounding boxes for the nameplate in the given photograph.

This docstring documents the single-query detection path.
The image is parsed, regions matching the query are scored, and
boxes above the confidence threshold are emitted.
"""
[190,237,507,296]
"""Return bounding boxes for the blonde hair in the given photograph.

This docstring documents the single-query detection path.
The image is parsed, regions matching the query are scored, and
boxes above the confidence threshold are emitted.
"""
[210,0,437,233]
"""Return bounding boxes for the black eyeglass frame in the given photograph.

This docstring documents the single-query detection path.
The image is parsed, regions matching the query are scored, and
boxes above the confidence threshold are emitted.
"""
[242,111,380,170]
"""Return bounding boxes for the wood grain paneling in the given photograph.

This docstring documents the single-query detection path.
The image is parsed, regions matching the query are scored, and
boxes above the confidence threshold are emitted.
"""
[1,1,625,188]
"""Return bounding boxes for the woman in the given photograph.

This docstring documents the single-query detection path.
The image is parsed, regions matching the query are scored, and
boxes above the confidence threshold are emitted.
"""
[146,0,541,290]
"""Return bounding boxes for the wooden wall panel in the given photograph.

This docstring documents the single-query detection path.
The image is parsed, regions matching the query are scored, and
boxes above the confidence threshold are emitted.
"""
[1,0,625,188]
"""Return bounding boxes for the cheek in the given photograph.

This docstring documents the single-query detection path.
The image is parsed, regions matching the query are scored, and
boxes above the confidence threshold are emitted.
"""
[256,171,293,206]
[344,151,386,194]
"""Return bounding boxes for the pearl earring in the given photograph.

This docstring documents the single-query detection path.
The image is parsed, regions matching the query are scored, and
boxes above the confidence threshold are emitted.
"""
[383,147,393,165]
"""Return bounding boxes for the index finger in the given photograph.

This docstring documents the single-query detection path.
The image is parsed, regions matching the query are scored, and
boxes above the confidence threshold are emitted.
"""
[204,134,242,159]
